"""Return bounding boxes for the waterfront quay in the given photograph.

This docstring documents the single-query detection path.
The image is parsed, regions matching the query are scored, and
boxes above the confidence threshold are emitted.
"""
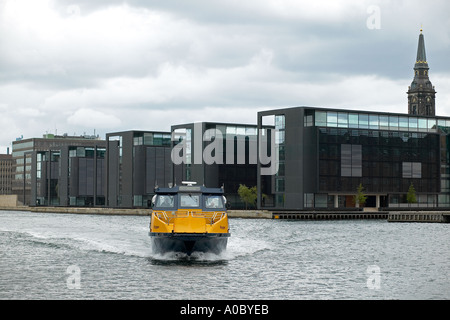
[273,210,387,220]
[1,206,449,223]
[272,209,449,223]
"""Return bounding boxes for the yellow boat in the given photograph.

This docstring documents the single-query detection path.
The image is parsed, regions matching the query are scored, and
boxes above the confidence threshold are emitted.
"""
[149,182,230,256]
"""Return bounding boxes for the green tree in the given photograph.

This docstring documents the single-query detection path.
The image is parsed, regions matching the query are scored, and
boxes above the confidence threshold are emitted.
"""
[237,184,257,209]
[354,183,367,208]
[407,183,417,204]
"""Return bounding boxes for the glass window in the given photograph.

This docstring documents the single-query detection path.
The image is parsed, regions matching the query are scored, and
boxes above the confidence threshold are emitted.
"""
[315,194,327,208]
[69,148,77,158]
[304,193,314,208]
[379,116,389,129]
[276,178,285,192]
[133,135,143,146]
[245,127,257,136]
[341,144,362,177]
[315,111,327,126]
[327,112,338,127]
[418,118,427,132]
[180,194,200,207]
[156,195,175,208]
[369,115,379,129]
[226,126,237,135]
[402,162,422,178]
[359,114,369,129]
[389,116,399,130]
[304,114,313,127]
[143,133,153,145]
[85,148,95,158]
[399,117,409,131]
[277,161,285,176]
[76,147,85,157]
[236,126,246,136]
[427,119,436,132]
[278,145,285,161]
[275,115,285,130]
[338,113,348,128]
[205,195,224,209]
[409,117,418,131]
[275,131,285,144]
[349,114,359,128]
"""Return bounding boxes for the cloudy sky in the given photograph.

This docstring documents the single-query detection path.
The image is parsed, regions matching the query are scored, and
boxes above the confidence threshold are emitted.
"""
[1,0,449,153]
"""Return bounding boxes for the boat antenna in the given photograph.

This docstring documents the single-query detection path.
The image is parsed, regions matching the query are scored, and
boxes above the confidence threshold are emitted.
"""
[181,181,197,186]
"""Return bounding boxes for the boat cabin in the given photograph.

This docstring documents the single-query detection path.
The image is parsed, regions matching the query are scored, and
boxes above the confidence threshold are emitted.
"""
[151,182,228,211]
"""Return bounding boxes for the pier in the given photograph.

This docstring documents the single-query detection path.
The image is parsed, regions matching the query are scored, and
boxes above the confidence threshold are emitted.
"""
[272,211,388,220]
[388,211,450,223]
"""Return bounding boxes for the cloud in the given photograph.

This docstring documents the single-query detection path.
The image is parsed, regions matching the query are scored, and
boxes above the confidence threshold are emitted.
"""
[67,108,122,129]
[0,0,449,154]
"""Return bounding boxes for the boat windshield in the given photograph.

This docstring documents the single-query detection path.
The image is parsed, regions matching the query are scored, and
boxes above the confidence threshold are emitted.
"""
[155,195,175,208]
[205,195,225,209]
[180,194,200,208]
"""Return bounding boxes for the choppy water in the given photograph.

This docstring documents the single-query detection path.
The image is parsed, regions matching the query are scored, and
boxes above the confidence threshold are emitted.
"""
[0,210,449,300]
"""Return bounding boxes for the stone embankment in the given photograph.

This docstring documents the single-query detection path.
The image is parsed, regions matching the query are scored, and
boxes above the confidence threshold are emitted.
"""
[1,204,449,222]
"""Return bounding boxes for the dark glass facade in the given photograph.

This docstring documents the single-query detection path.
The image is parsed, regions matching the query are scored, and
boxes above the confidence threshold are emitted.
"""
[106,131,172,208]
[11,136,106,206]
[34,146,106,206]
[257,107,450,210]
[171,122,258,209]
[318,128,439,193]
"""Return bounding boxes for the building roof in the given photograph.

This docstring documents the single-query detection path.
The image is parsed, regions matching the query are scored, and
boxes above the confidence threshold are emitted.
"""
[0,154,12,160]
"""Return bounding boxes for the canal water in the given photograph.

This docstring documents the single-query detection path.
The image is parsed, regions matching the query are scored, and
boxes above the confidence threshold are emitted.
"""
[0,210,448,300]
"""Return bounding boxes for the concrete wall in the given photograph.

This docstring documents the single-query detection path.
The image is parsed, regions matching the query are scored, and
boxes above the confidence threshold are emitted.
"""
[0,194,20,207]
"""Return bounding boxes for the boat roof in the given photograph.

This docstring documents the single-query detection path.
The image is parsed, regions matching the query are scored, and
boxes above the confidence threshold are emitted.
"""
[155,184,224,195]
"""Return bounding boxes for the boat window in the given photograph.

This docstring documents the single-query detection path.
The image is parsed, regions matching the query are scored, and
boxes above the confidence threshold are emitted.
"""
[180,194,200,207]
[205,195,224,209]
[155,195,175,208]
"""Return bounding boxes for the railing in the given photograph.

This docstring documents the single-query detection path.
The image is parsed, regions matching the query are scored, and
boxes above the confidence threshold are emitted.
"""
[153,210,226,225]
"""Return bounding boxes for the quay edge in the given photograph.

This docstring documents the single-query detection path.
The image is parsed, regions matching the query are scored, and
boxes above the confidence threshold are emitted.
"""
[1,207,449,222]
[0,206,271,218]
[388,211,450,223]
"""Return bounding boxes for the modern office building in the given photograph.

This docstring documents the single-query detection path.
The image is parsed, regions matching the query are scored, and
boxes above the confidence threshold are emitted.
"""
[12,134,106,206]
[106,130,172,208]
[171,122,259,208]
[33,145,107,207]
[0,153,13,195]
[257,107,448,210]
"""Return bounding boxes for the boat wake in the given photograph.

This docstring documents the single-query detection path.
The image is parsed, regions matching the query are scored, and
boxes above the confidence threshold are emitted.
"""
[147,234,271,265]
[148,250,229,266]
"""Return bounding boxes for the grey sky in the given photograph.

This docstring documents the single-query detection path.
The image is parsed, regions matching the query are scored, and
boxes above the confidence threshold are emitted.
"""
[1,0,449,153]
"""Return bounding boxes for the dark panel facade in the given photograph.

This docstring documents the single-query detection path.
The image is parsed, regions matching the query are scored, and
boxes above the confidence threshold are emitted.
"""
[31,143,106,207]
[171,122,259,209]
[106,131,172,208]
[257,107,450,210]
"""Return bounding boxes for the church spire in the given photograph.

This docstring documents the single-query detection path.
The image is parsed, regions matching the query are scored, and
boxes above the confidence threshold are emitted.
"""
[415,29,427,65]
[407,29,436,116]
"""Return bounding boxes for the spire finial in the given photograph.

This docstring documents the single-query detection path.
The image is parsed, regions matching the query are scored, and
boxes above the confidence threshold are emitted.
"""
[420,24,423,33]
